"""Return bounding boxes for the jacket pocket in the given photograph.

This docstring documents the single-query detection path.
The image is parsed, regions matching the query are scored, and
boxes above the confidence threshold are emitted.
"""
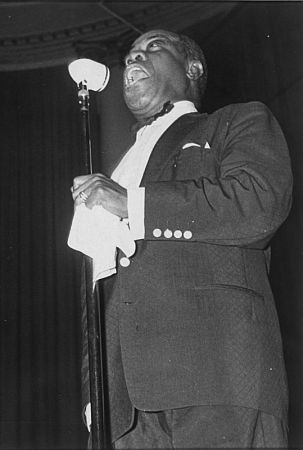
[189,284,265,324]
[172,145,219,181]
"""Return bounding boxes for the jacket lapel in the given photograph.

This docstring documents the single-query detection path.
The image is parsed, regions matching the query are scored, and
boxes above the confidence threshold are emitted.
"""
[140,112,207,185]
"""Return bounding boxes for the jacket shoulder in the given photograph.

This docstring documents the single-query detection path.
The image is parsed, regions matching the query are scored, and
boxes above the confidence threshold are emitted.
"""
[208,101,270,121]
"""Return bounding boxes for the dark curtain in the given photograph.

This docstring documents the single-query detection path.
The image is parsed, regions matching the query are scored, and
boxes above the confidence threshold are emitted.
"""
[0,2,302,449]
[200,4,303,447]
[0,68,92,449]
[199,4,303,446]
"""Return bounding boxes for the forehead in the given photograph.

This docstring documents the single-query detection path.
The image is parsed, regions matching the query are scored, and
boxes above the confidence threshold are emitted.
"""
[130,30,179,50]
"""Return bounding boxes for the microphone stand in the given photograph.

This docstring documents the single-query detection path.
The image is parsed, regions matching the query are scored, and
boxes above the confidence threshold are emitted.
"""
[77,82,110,449]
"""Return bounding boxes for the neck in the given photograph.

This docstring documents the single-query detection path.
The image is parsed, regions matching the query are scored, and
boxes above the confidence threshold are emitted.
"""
[130,101,175,134]
[133,102,170,123]
[136,101,174,124]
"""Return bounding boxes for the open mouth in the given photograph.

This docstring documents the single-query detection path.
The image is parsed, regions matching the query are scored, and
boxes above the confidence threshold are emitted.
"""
[124,65,150,87]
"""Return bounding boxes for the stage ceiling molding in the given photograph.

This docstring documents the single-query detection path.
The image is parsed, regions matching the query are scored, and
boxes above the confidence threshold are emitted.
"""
[0,2,237,71]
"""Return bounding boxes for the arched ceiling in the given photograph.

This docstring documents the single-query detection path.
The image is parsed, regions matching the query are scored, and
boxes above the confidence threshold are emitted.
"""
[0,1,238,70]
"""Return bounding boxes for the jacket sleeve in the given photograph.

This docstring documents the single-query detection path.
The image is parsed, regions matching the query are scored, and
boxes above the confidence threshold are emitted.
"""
[143,102,293,248]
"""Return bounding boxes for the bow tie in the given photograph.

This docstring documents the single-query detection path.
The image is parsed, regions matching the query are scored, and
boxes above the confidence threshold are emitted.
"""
[131,101,174,134]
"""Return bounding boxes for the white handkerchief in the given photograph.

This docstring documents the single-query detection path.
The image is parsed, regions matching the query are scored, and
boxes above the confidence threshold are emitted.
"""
[67,203,136,282]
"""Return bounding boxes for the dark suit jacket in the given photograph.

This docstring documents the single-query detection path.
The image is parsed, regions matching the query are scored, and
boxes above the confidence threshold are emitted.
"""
[82,101,292,443]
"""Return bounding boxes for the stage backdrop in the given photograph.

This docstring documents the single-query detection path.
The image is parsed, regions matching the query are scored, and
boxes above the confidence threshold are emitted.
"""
[0,2,302,449]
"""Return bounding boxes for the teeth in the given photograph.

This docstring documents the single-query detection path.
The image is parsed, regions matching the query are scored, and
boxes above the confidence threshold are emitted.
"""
[125,66,149,86]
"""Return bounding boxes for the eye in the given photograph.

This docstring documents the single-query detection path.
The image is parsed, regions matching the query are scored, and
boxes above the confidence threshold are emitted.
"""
[148,40,164,50]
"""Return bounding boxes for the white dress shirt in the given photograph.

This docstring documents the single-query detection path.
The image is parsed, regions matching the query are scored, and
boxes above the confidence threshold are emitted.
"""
[111,100,197,239]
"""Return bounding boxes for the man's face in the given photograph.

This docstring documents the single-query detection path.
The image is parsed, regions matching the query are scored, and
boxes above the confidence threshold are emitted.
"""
[123,30,190,119]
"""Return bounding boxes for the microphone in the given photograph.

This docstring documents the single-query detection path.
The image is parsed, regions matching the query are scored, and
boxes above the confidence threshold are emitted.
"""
[68,58,110,92]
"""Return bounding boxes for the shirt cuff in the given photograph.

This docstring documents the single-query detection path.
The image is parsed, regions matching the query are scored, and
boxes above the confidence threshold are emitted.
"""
[127,187,145,240]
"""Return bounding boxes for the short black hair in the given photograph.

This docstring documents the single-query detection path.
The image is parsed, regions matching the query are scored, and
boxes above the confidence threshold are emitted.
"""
[161,30,208,105]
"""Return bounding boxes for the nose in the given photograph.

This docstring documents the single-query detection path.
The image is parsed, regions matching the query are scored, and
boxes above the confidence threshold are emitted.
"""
[125,49,146,66]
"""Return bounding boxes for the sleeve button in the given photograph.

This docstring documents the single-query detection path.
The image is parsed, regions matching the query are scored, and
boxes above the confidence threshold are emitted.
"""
[183,230,192,239]
[152,228,162,238]
[174,230,182,239]
[164,229,173,238]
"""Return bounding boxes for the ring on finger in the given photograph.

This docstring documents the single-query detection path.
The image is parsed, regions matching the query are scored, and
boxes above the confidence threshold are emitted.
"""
[79,191,89,202]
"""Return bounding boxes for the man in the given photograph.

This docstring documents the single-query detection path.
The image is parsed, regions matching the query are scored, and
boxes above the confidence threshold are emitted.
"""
[72,30,292,448]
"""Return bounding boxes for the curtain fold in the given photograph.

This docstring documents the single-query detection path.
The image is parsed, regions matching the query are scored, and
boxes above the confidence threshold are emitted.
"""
[0,67,89,449]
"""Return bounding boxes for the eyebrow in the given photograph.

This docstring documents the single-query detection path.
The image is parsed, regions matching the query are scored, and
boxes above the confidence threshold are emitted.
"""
[146,34,170,42]
[129,34,172,52]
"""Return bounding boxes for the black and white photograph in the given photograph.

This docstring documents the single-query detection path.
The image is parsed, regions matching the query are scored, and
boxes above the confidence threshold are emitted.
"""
[0,1,302,449]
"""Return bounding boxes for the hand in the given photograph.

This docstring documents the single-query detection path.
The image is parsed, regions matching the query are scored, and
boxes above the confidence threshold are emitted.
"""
[71,174,128,218]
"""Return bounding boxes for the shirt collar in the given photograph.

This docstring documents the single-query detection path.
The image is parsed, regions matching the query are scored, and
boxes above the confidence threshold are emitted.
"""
[132,100,197,135]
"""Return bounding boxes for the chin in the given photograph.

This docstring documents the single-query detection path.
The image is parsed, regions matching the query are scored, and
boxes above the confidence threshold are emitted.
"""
[125,94,155,114]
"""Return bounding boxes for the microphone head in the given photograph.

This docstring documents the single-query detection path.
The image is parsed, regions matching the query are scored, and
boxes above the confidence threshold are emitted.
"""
[68,58,110,92]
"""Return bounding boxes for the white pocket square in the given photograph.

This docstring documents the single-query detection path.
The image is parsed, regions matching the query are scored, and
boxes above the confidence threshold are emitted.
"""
[182,142,202,150]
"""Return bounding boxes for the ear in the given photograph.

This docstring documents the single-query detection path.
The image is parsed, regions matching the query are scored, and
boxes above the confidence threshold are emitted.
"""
[186,60,204,81]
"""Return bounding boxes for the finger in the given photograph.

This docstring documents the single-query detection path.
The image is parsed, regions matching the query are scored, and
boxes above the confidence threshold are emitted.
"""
[81,181,115,209]
[84,188,103,209]
[72,175,91,191]
[74,196,83,207]
[74,191,90,207]
[73,175,115,200]
[72,173,106,192]
[73,190,90,203]
[72,176,103,201]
